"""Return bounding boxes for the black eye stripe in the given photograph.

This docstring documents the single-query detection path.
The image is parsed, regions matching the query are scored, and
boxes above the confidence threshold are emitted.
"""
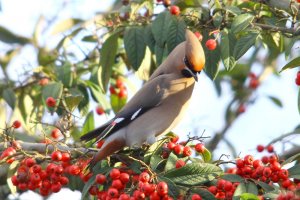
[183,56,198,74]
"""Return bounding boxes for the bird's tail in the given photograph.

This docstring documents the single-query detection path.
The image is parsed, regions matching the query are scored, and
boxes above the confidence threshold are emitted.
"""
[80,122,110,141]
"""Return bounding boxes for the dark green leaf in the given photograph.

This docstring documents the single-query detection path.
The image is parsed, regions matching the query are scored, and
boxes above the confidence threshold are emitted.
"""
[280,56,300,72]
[144,25,156,53]
[164,163,223,186]
[2,88,16,109]
[166,17,186,53]
[144,138,169,164]
[256,180,274,192]
[204,46,221,80]
[191,188,217,200]
[100,32,119,91]
[165,152,178,171]
[282,152,300,166]
[86,81,111,110]
[222,174,244,182]
[0,26,30,44]
[155,44,165,66]
[150,154,165,171]
[221,29,237,71]
[82,35,98,43]
[81,111,94,134]
[288,164,300,179]
[51,18,83,35]
[234,181,258,198]
[157,176,180,198]
[77,84,90,116]
[233,182,247,197]
[124,26,146,70]
[233,32,258,60]
[267,96,283,108]
[56,62,73,87]
[231,14,255,34]
[152,11,172,47]
[285,36,300,59]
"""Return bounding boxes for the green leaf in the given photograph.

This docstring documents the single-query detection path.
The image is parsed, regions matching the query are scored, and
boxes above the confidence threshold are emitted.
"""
[155,44,166,66]
[298,88,300,116]
[165,152,178,171]
[204,45,221,80]
[255,181,274,192]
[124,26,146,71]
[267,96,283,108]
[231,14,255,34]
[144,25,156,53]
[280,56,300,72]
[152,11,172,47]
[144,138,169,164]
[51,18,83,35]
[77,84,90,116]
[234,182,258,198]
[2,88,16,109]
[282,152,300,166]
[0,26,30,44]
[42,82,63,110]
[157,176,180,198]
[19,94,33,123]
[86,81,111,110]
[56,62,73,87]
[164,163,223,186]
[191,188,217,200]
[240,193,260,200]
[222,174,244,182]
[64,93,84,112]
[198,147,212,162]
[150,154,165,171]
[233,32,258,60]
[220,29,237,71]
[110,94,127,113]
[100,32,119,91]
[81,111,95,134]
[166,17,186,53]
[288,164,300,179]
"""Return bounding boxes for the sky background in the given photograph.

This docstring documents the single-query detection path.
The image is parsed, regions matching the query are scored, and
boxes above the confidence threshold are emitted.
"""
[0,0,300,199]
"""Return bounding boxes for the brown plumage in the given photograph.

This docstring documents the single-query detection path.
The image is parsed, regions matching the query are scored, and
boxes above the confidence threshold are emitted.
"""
[81,29,206,170]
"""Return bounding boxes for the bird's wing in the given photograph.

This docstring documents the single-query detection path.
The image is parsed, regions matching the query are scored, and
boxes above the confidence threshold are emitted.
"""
[80,74,168,143]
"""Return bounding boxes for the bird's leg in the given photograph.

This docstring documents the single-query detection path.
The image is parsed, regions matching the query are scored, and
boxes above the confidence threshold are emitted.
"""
[127,155,157,182]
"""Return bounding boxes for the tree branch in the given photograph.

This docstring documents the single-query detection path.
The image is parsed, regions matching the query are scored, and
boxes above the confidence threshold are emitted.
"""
[252,23,300,36]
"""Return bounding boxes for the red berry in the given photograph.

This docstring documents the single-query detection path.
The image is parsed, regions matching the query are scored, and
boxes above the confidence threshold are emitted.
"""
[61,152,70,162]
[266,145,274,153]
[183,146,192,157]
[205,39,217,50]
[191,194,202,200]
[269,154,278,164]
[253,159,263,169]
[118,88,128,98]
[173,144,184,155]
[96,106,105,115]
[109,85,117,94]
[249,78,259,89]
[107,187,119,198]
[249,72,257,79]
[195,143,205,153]
[175,159,186,168]
[237,104,246,113]
[157,181,168,196]
[167,142,176,150]
[112,179,124,190]
[59,176,69,185]
[51,128,61,139]
[256,144,264,152]
[11,175,19,186]
[96,174,106,184]
[119,194,130,200]
[170,135,179,143]
[120,173,130,184]
[163,0,171,7]
[89,185,98,196]
[224,181,233,191]
[116,78,125,89]
[46,97,56,107]
[270,161,281,171]
[281,179,292,188]
[139,172,150,183]
[12,141,21,149]
[169,5,180,15]
[39,78,49,86]
[110,168,121,179]
[51,150,62,161]
[25,157,36,167]
[68,165,81,175]
[217,179,226,189]
[236,159,244,168]
[208,186,217,194]
[243,155,254,165]
[263,167,272,178]
[261,156,269,164]
[51,182,62,193]
[12,120,21,129]
[30,173,41,184]
[194,32,203,41]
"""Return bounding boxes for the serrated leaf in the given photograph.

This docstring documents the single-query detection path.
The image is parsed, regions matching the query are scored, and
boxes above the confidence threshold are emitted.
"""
[288,164,300,179]
[2,88,16,109]
[221,29,237,71]
[231,14,255,34]
[0,26,30,44]
[240,193,260,200]
[51,18,83,35]
[233,32,258,60]
[268,96,283,108]
[166,17,186,53]
[100,32,119,91]
[222,174,244,182]
[124,26,146,71]
[157,176,180,198]
[164,163,223,186]
[81,111,94,134]
[144,25,156,53]
[155,44,166,66]
[280,57,300,72]
[56,62,73,87]
[65,94,83,112]
[152,11,172,47]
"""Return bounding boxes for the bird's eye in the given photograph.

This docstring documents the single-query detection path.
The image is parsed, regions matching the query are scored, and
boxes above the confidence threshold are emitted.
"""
[181,68,193,78]
[183,56,193,69]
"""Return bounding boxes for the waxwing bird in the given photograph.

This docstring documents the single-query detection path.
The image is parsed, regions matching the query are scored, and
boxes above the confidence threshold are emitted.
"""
[80,29,206,170]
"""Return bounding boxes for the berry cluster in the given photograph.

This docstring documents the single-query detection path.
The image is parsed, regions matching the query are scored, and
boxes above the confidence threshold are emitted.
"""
[88,168,171,199]
[109,78,128,99]
[208,179,239,199]
[248,72,260,89]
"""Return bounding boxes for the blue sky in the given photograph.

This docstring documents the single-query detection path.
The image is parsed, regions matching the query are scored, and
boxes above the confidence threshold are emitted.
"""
[1,0,300,199]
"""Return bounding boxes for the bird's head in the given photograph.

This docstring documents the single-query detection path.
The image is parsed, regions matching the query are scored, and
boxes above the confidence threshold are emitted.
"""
[180,29,206,82]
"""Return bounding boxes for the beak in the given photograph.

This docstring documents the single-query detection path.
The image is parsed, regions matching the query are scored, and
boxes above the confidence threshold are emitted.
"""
[183,66,198,82]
